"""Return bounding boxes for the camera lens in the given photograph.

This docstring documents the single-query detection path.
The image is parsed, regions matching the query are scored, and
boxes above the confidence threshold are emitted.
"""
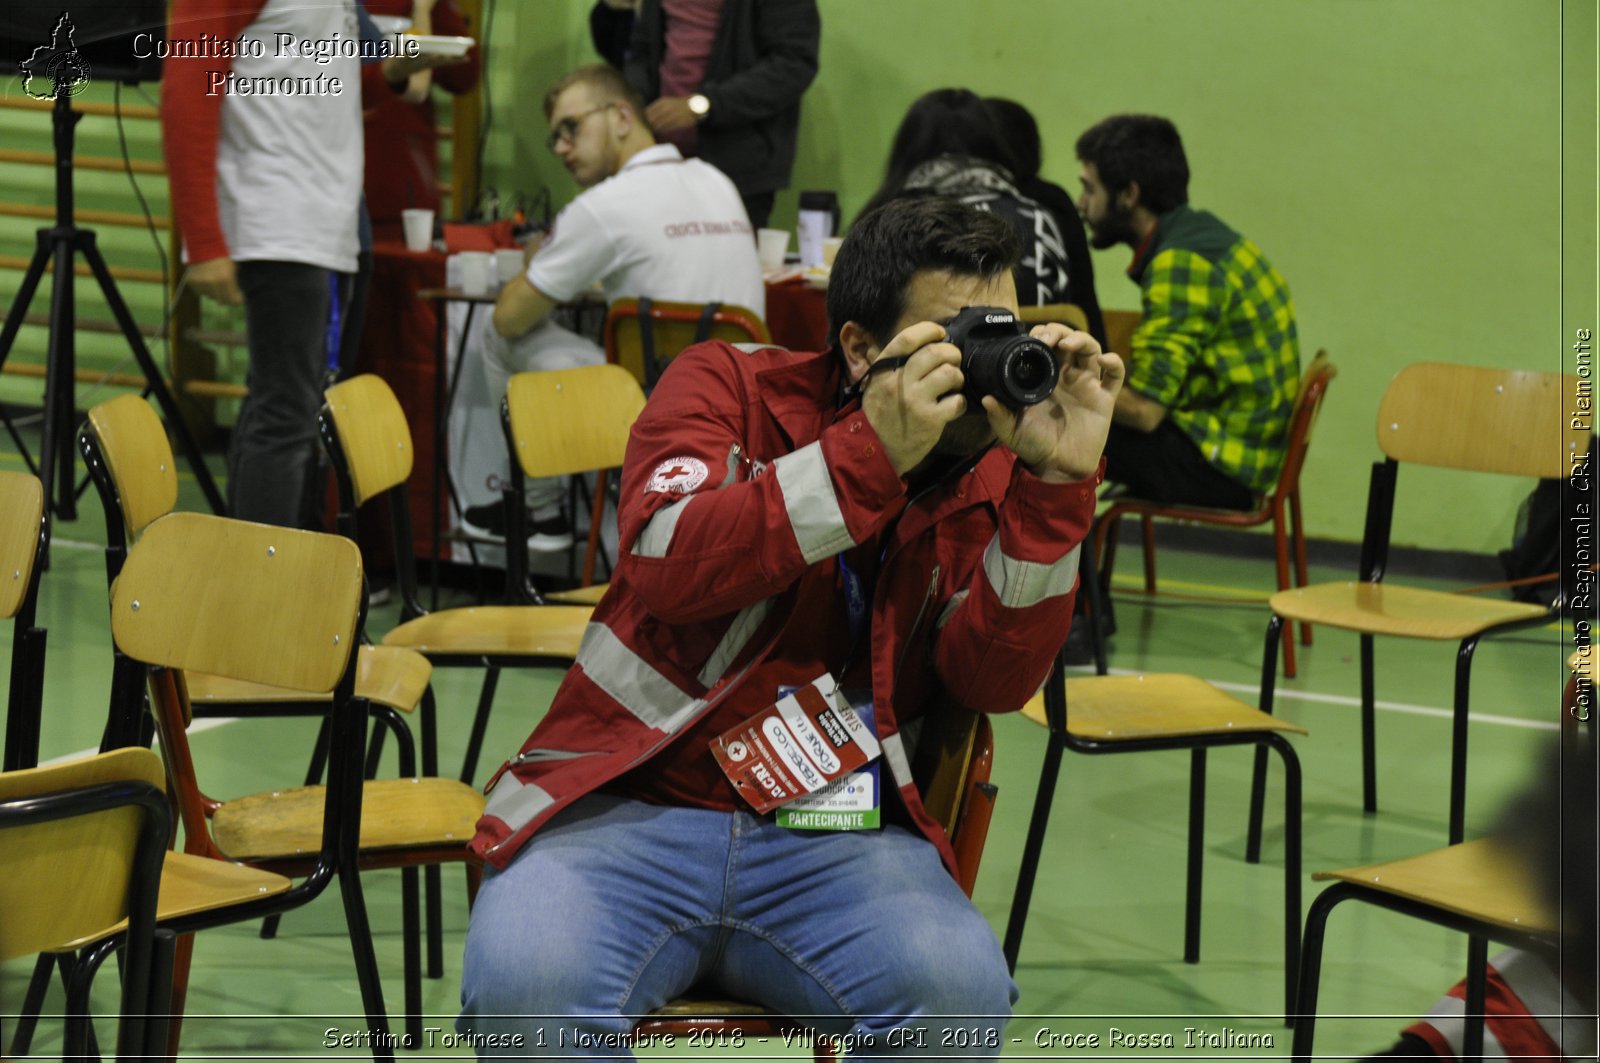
[997,337,1058,407]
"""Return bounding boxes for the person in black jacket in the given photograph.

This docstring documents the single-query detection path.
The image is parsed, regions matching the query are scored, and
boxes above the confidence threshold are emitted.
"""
[985,96,1107,349]
[623,0,820,228]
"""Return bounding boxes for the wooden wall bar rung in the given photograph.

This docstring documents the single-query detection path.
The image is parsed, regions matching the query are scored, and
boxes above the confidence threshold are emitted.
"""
[0,202,169,229]
[0,98,160,121]
[0,149,165,176]
[0,255,164,285]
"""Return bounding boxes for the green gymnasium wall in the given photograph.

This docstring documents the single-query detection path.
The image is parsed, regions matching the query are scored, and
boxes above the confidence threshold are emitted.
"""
[486,0,1597,557]
[0,1,1589,558]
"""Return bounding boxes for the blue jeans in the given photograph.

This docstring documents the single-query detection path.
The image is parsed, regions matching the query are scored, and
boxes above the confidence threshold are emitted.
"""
[458,795,1016,1059]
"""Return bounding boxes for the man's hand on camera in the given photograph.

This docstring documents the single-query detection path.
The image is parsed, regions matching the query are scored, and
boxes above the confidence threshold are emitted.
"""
[861,321,968,476]
[982,324,1124,483]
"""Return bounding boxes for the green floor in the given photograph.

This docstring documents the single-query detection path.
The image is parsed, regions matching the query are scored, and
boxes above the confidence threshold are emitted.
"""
[0,447,1576,1061]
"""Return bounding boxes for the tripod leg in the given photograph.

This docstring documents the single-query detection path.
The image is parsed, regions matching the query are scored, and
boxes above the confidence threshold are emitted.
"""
[39,234,79,521]
[80,233,227,514]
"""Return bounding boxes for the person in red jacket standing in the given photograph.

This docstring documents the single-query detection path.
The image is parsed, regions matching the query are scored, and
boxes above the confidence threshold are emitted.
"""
[457,197,1124,1055]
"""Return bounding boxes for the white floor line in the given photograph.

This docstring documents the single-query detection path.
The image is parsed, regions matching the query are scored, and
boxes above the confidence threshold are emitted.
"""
[39,715,241,767]
[1077,665,1560,732]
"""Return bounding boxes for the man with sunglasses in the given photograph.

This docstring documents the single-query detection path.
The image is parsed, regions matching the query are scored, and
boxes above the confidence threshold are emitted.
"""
[467,62,763,545]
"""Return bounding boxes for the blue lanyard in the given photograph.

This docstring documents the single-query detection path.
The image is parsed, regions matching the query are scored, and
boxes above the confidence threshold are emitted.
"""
[837,551,871,672]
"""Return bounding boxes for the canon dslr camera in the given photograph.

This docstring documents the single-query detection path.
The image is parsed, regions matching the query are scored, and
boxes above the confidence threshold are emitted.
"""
[944,306,1059,409]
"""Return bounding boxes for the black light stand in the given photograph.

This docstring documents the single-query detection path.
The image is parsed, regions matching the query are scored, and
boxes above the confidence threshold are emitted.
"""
[0,88,224,524]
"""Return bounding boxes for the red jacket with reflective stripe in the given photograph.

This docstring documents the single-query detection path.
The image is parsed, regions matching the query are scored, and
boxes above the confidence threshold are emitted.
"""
[469,342,1100,872]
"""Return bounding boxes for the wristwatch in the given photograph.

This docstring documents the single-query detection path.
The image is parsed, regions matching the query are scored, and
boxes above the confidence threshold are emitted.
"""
[687,93,711,121]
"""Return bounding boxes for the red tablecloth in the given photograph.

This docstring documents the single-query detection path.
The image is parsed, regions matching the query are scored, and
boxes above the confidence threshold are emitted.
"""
[764,279,830,352]
[351,239,449,566]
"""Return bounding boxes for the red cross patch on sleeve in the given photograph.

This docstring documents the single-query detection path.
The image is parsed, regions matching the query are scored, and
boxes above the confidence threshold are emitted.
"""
[645,456,710,494]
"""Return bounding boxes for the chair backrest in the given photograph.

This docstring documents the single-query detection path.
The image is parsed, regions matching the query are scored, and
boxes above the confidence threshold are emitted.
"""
[1016,304,1089,332]
[1376,363,1583,478]
[604,297,769,389]
[504,364,647,480]
[1102,308,1141,357]
[82,395,179,540]
[0,471,44,624]
[0,746,168,961]
[2,471,47,773]
[321,374,416,507]
[111,512,362,695]
[1271,350,1338,500]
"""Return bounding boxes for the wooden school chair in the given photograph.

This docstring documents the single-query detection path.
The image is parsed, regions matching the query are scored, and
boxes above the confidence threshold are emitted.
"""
[1256,363,1581,846]
[604,296,769,391]
[1,469,47,773]
[114,512,484,1058]
[1094,351,1338,678]
[0,747,172,1062]
[1002,646,1306,1016]
[320,373,593,786]
[501,364,648,607]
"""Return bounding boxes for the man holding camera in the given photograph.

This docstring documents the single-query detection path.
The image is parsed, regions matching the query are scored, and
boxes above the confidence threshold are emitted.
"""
[458,197,1122,1053]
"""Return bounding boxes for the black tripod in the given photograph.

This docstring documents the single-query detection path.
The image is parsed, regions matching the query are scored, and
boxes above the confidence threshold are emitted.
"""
[0,88,223,522]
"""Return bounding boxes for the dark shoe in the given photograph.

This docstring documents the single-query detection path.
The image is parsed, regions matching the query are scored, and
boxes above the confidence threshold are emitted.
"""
[461,501,574,552]
[1062,620,1096,666]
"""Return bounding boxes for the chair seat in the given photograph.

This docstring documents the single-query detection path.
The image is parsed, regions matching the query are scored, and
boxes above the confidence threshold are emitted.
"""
[1021,673,1307,742]
[1270,582,1550,640]
[186,644,432,713]
[1313,837,1556,936]
[543,584,609,606]
[212,777,486,861]
[381,605,590,658]
[54,852,294,950]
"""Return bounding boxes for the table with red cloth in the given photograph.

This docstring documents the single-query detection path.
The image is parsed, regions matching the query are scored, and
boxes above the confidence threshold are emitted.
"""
[763,278,830,352]
[349,237,449,569]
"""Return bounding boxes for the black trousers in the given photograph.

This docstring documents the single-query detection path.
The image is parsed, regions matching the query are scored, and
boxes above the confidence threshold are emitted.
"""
[1103,420,1257,510]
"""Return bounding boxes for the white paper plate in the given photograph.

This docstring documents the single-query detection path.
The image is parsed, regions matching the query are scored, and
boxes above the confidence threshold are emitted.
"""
[403,33,474,57]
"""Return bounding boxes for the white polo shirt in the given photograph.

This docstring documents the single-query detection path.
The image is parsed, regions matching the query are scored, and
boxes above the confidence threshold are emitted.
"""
[527,144,765,318]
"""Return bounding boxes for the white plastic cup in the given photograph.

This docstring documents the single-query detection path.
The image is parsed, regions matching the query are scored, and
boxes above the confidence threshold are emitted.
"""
[457,251,492,296]
[401,208,434,252]
[822,236,844,269]
[756,228,790,274]
[495,248,525,285]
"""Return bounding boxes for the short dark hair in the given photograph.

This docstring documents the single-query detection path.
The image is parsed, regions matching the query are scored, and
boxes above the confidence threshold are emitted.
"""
[983,97,1042,183]
[543,63,646,122]
[1075,114,1189,214]
[826,197,1019,350]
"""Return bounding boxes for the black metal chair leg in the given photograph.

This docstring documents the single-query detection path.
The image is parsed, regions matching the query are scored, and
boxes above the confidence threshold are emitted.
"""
[459,665,502,785]
[1463,935,1488,1063]
[1248,615,1285,863]
[1270,732,1304,1021]
[402,865,422,1049]
[1291,882,1349,1062]
[1360,633,1377,814]
[426,864,444,979]
[1002,731,1067,973]
[337,861,396,1063]
[8,952,56,1056]
[143,929,177,1063]
[1183,748,1206,963]
[1449,638,1480,846]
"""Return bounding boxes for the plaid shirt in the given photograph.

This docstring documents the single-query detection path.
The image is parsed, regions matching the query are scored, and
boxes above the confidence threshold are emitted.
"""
[1126,206,1300,494]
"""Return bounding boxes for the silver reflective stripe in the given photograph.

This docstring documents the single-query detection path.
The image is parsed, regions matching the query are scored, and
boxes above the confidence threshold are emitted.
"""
[482,774,555,829]
[880,732,914,790]
[982,539,1081,609]
[697,599,770,687]
[578,623,704,734]
[632,495,693,558]
[773,442,853,564]
[935,589,969,630]
[733,342,782,354]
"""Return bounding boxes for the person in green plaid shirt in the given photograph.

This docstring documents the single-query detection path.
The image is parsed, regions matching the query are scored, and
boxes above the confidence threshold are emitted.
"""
[1074,114,1300,510]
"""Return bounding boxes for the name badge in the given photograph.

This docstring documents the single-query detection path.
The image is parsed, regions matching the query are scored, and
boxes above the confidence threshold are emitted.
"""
[710,674,880,816]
